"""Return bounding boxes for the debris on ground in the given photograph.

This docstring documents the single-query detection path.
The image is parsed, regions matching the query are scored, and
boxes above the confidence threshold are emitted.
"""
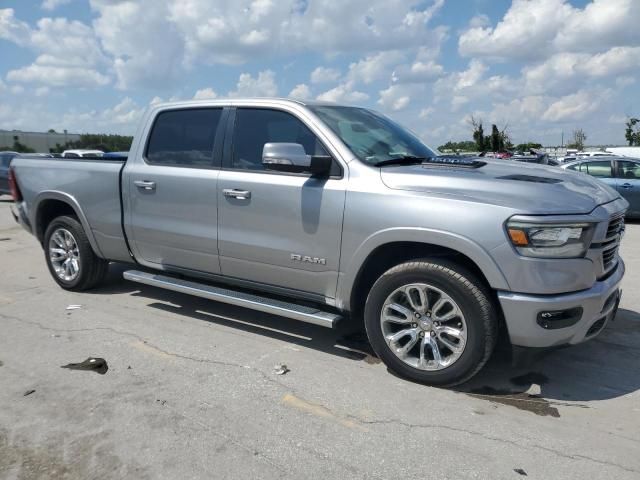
[61,357,108,375]
[0,360,3,367]
[156,399,167,406]
[0,237,10,241]
[66,305,82,310]
[514,468,528,476]
[127,365,132,370]
[23,389,36,396]
[273,364,290,375]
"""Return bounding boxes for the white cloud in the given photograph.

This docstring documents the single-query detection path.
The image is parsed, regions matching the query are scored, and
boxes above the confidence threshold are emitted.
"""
[542,89,611,122]
[459,0,640,60]
[91,0,184,89]
[1,10,110,88]
[7,64,109,88]
[378,85,412,112]
[316,82,368,103]
[41,0,72,11]
[193,87,218,100]
[348,51,405,85]
[227,70,278,97]
[288,83,312,99]
[392,60,444,84]
[310,67,341,84]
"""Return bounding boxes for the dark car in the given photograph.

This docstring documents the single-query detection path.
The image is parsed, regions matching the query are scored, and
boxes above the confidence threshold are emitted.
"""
[0,151,21,195]
[562,157,640,218]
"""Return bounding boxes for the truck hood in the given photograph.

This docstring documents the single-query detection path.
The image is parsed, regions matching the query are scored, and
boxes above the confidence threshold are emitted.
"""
[380,159,621,214]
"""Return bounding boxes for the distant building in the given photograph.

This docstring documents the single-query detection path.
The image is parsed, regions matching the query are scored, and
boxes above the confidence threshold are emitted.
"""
[0,129,82,152]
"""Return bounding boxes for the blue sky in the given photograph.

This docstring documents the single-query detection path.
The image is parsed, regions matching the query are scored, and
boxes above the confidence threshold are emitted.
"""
[0,0,638,147]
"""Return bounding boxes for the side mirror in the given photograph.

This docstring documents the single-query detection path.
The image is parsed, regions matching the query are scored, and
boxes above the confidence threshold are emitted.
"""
[262,143,332,176]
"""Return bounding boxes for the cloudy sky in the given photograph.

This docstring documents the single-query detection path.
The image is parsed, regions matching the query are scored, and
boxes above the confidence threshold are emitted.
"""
[0,0,638,147]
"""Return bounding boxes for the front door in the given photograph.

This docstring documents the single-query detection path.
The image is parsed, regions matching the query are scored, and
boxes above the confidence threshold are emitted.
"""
[124,107,225,274]
[616,160,640,217]
[217,107,347,299]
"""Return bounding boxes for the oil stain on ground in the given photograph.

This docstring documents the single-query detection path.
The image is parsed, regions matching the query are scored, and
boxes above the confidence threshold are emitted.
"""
[61,357,109,375]
[467,386,561,418]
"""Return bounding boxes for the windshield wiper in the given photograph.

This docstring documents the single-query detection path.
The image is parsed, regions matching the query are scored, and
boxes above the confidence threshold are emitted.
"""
[373,156,429,167]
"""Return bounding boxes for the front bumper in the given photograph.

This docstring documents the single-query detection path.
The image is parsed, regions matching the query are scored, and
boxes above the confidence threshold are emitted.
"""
[498,259,624,348]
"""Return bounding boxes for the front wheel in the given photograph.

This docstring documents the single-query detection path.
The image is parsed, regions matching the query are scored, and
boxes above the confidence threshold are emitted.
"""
[44,215,108,291]
[364,258,498,387]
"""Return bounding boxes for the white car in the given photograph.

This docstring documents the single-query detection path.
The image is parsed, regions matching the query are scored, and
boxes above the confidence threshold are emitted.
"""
[62,149,104,158]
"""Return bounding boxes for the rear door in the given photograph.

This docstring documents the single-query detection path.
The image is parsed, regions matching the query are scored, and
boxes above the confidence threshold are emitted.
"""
[216,107,347,299]
[124,107,226,274]
[583,160,617,191]
[615,160,640,216]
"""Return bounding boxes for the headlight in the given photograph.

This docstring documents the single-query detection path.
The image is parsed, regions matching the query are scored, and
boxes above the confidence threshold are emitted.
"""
[506,221,594,258]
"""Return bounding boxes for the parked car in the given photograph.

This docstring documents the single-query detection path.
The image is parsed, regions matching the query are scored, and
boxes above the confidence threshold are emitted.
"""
[103,151,129,159]
[62,149,104,158]
[0,151,21,195]
[562,157,640,218]
[9,99,628,386]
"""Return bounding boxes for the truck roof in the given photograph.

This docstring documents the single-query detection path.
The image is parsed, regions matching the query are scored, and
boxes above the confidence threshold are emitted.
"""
[150,97,345,110]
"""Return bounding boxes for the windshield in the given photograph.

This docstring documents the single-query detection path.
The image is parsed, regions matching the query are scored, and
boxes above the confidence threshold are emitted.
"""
[309,106,437,166]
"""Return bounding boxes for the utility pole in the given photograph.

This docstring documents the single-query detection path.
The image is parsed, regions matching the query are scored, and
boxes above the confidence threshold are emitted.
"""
[561,131,564,148]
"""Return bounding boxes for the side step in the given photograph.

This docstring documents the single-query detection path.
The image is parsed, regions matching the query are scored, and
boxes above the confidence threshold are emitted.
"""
[123,270,341,328]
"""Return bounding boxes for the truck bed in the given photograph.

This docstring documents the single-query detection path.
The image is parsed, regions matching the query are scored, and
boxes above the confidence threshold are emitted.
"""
[12,156,131,262]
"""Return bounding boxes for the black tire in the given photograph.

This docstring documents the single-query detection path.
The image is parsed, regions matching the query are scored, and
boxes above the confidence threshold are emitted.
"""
[43,215,109,291]
[364,258,497,387]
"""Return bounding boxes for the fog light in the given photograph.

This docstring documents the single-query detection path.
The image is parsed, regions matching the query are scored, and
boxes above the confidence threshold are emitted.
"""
[536,307,583,330]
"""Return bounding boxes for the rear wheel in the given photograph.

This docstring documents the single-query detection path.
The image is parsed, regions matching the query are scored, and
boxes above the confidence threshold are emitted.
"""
[44,215,108,291]
[364,258,497,386]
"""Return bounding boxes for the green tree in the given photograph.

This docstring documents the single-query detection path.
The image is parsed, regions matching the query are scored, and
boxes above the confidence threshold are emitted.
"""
[470,116,488,152]
[625,118,640,146]
[490,124,504,152]
[437,140,477,152]
[567,128,587,150]
[515,142,543,152]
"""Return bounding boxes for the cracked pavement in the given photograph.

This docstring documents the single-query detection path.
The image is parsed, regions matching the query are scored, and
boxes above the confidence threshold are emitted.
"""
[1,197,639,479]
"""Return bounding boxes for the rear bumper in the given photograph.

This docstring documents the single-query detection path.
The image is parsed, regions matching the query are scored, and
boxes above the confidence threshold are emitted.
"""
[11,201,32,234]
[498,259,624,348]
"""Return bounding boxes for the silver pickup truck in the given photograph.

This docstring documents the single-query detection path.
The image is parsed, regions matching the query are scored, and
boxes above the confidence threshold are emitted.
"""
[9,98,628,386]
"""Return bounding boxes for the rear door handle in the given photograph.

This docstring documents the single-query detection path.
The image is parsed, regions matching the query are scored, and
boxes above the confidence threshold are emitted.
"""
[622,183,633,189]
[223,189,251,200]
[134,180,156,190]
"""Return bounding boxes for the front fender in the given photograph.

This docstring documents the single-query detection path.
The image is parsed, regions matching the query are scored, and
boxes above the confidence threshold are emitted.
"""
[32,190,105,258]
[335,227,510,311]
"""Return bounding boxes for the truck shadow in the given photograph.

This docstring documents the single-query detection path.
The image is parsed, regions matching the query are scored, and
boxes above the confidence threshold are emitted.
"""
[94,264,640,404]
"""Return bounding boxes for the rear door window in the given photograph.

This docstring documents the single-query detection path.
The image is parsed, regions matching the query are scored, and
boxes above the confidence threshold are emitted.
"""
[146,108,223,167]
[585,161,612,178]
[617,161,640,179]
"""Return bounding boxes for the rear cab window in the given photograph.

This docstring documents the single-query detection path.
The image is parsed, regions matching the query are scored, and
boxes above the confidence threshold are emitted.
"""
[146,108,223,167]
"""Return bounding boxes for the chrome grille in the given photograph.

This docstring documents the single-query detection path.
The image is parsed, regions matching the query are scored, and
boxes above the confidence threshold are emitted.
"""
[601,213,624,272]
[602,245,618,270]
[606,214,625,240]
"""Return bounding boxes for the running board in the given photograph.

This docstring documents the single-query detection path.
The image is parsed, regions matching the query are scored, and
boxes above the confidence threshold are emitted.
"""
[123,270,341,328]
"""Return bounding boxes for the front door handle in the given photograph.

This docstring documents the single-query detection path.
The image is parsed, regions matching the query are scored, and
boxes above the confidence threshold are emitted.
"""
[223,189,251,200]
[134,180,156,191]
[621,183,633,189]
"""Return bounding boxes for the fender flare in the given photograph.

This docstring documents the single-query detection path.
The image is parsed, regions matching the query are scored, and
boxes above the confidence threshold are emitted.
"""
[32,190,105,258]
[336,227,510,311]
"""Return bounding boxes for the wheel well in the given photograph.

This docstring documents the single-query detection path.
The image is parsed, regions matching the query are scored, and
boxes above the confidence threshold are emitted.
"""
[349,242,494,317]
[36,200,77,244]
